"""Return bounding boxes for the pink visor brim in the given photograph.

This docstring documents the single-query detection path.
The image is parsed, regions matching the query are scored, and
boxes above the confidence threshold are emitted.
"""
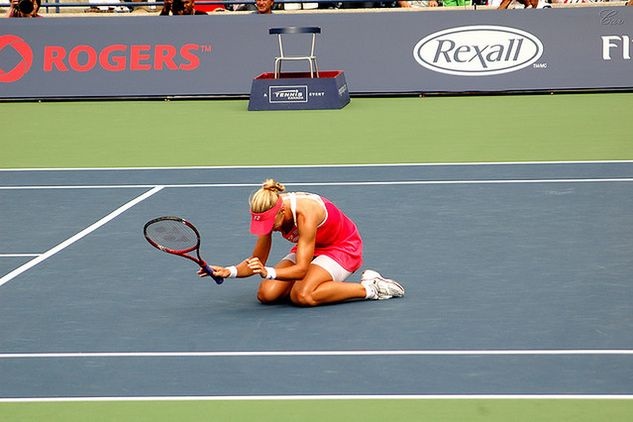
[250,197,282,235]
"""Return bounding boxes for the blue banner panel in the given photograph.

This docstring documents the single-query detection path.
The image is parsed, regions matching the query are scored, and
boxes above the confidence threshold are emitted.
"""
[0,8,632,99]
[248,71,350,110]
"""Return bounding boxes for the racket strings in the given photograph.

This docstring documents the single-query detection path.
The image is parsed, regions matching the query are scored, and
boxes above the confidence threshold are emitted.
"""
[146,220,198,252]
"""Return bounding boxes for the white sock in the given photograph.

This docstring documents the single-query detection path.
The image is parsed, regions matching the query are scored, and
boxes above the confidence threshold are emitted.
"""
[363,283,378,300]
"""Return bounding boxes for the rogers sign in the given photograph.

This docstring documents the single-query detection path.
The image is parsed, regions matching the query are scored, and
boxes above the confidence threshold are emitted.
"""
[0,35,33,83]
[0,34,211,83]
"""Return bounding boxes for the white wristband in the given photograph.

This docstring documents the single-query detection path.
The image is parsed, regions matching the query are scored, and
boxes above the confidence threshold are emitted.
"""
[265,266,277,280]
[227,266,238,279]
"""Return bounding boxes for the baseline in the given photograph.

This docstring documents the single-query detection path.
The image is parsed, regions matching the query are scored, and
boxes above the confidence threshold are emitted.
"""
[1,349,633,359]
[1,160,632,172]
[1,394,633,403]
[2,161,633,188]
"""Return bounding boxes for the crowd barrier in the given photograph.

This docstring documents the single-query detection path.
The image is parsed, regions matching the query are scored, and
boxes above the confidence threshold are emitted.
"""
[0,5,632,99]
[0,0,492,12]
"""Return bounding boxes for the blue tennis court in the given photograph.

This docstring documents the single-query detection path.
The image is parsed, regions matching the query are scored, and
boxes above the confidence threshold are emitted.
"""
[1,162,632,399]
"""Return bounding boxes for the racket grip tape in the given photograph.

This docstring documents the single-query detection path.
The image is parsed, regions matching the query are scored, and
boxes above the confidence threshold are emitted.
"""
[203,264,224,285]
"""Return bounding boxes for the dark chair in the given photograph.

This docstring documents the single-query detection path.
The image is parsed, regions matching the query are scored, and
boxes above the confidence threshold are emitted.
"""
[269,27,321,78]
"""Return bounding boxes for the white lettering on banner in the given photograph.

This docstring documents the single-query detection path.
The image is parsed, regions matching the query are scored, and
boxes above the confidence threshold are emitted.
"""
[413,26,543,76]
[601,35,632,60]
[268,85,308,103]
[275,90,303,99]
[0,34,211,84]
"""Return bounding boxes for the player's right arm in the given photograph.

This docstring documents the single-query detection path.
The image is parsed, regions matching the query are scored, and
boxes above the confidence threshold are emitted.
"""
[198,234,271,279]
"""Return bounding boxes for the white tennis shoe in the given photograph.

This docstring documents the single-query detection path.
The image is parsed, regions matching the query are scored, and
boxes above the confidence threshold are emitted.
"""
[361,269,405,300]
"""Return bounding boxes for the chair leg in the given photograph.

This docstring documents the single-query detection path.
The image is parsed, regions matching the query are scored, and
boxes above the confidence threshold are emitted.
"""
[274,58,281,79]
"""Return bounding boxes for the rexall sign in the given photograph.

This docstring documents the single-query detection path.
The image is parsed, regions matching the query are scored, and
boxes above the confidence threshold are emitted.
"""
[413,25,544,76]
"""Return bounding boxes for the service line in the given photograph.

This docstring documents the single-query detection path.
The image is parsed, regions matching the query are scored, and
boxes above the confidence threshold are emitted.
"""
[1,349,633,359]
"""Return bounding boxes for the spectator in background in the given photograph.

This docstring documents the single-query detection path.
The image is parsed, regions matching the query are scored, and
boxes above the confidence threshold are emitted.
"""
[496,0,550,8]
[160,0,209,14]
[6,0,42,17]
[255,0,274,13]
[627,0,632,6]
[228,0,278,12]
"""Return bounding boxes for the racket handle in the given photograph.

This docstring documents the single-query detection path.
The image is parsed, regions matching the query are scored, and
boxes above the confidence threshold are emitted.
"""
[203,264,224,285]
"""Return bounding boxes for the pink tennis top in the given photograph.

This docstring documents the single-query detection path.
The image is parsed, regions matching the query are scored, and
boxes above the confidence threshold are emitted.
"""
[281,193,363,273]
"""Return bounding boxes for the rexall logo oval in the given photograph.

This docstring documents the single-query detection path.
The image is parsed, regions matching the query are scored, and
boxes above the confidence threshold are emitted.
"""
[413,26,543,76]
[0,35,33,83]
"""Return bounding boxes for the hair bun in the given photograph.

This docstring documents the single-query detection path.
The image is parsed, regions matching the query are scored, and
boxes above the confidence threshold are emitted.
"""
[262,179,285,193]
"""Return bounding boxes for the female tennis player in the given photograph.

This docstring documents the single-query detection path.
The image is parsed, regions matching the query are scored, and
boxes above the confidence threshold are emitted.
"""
[199,179,404,307]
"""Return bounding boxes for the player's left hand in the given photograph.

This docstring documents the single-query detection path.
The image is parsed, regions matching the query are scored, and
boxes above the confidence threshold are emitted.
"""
[247,257,268,278]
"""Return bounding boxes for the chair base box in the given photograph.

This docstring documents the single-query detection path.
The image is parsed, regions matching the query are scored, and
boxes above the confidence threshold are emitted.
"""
[248,71,350,111]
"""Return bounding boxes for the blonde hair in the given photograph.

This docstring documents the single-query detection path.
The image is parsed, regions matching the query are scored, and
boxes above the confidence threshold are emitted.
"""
[250,179,286,213]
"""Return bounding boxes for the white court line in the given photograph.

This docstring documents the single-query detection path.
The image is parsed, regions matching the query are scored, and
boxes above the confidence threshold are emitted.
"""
[0,159,632,171]
[0,185,170,190]
[1,349,632,359]
[1,394,632,403]
[0,254,40,258]
[2,178,633,191]
[0,186,164,289]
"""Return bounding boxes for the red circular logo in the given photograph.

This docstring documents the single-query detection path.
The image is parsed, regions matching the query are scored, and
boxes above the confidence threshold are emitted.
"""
[0,35,33,83]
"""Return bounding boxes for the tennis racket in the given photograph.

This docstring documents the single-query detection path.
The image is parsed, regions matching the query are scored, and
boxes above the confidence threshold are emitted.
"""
[143,216,224,285]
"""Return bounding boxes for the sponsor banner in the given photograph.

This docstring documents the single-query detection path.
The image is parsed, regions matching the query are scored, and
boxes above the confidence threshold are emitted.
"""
[412,26,544,76]
[0,8,632,98]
